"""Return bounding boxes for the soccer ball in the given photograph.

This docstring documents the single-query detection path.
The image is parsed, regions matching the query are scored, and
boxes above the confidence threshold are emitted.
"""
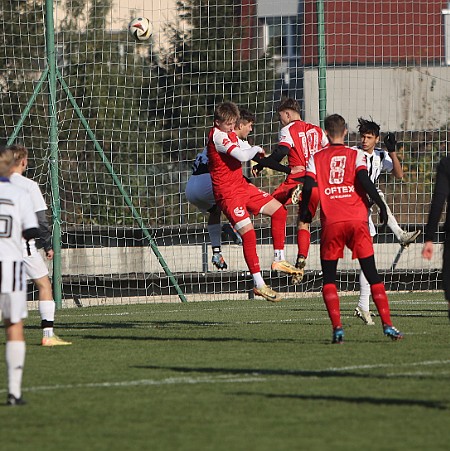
[128,17,152,42]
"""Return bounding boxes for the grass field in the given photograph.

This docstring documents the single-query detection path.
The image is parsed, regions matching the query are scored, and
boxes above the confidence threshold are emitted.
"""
[1,292,449,451]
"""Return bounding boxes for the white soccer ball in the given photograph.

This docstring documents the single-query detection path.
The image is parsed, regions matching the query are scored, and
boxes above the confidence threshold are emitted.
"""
[128,17,152,42]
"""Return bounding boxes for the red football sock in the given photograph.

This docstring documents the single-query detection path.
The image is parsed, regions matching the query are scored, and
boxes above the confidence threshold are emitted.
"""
[322,283,341,329]
[271,205,287,251]
[297,228,311,258]
[241,228,260,274]
[371,282,392,326]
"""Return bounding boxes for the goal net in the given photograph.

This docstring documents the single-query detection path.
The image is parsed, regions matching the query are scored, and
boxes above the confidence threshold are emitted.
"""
[0,0,448,305]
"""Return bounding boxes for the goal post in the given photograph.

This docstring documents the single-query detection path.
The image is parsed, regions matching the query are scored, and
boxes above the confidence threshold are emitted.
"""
[0,0,448,306]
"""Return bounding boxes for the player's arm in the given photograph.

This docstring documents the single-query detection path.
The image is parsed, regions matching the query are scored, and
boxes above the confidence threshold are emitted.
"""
[252,144,291,175]
[298,175,315,223]
[424,158,450,243]
[23,227,39,240]
[384,133,403,179]
[229,145,264,162]
[36,210,53,252]
[356,169,388,225]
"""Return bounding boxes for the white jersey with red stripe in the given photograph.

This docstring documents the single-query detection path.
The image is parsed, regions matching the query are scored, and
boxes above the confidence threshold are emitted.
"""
[0,179,38,293]
[306,144,369,227]
[279,120,329,174]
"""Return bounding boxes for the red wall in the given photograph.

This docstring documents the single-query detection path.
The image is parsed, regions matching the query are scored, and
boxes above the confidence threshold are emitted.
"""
[303,1,447,65]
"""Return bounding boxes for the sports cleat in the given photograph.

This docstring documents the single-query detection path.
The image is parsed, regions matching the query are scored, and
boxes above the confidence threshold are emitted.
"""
[291,184,302,205]
[211,253,228,270]
[383,325,404,341]
[332,327,344,344]
[354,306,375,326]
[291,256,306,285]
[253,284,282,302]
[399,230,421,247]
[41,334,72,347]
[271,260,304,275]
[6,394,26,406]
[222,223,242,245]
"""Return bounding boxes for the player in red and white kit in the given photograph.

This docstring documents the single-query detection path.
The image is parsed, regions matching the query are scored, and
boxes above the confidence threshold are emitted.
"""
[207,102,302,302]
[0,146,39,405]
[252,98,328,283]
[299,114,403,343]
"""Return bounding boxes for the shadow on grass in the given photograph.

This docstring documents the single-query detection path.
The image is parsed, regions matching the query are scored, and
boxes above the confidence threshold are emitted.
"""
[233,391,448,410]
[134,363,450,383]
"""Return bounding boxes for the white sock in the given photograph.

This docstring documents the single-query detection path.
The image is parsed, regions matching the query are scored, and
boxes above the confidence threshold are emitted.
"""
[39,300,55,322]
[387,214,404,239]
[274,249,285,262]
[252,272,265,288]
[207,223,222,249]
[6,341,26,398]
[40,300,55,337]
[358,271,371,311]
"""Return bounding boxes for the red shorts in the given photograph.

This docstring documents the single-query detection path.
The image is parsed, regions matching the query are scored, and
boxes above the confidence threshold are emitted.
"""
[217,183,274,227]
[320,220,374,260]
[272,177,319,217]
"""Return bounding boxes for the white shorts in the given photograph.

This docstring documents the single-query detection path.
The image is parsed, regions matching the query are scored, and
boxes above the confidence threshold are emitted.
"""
[24,250,49,280]
[0,291,28,324]
[185,174,216,213]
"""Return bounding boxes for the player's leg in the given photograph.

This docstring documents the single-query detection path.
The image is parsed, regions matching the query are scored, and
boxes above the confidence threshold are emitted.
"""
[1,292,27,406]
[221,194,281,302]
[442,238,450,321]
[359,256,403,340]
[354,270,375,325]
[236,220,281,302]
[259,197,301,275]
[24,252,71,346]
[207,205,227,270]
[293,187,320,284]
[321,259,344,343]
[378,191,421,246]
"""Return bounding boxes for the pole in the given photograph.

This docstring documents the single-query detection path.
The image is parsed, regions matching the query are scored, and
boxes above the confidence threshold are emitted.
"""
[45,0,63,308]
[316,0,327,128]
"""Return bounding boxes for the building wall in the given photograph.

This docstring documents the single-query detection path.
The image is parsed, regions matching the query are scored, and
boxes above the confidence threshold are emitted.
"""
[303,0,447,65]
[303,66,450,132]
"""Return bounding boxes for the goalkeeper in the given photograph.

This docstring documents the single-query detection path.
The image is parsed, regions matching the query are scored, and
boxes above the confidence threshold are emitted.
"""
[352,118,421,325]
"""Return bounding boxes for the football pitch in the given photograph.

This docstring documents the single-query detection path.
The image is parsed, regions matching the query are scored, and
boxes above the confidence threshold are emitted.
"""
[1,292,449,451]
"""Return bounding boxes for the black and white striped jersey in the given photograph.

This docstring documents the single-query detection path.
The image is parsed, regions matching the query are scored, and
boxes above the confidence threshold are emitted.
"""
[0,180,38,293]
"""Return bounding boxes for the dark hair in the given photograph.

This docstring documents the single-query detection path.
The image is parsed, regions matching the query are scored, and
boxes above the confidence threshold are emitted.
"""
[236,108,255,126]
[324,114,347,137]
[214,102,240,123]
[357,117,380,137]
[277,98,301,114]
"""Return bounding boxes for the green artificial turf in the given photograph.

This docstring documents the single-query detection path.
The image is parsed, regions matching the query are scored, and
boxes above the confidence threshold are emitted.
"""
[1,292,449,451]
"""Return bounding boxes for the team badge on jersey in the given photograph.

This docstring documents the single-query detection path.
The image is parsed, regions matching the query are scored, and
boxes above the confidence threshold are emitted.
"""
[233,206,245,217]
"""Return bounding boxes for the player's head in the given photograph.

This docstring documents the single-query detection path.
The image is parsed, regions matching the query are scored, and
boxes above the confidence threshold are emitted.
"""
[0,145,14,178]
[357,117,380,153]
[277,98,301,126]
[214,102,240,133]
[7,143,28,174]
[324,114,347,142]
[235,108,255,140]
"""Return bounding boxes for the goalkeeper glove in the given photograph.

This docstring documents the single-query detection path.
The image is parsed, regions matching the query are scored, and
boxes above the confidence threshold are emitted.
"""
[384,132,397,153]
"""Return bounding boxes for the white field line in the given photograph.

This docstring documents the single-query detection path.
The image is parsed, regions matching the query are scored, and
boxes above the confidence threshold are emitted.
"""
[0,375,266,394]
[1,360,449,395]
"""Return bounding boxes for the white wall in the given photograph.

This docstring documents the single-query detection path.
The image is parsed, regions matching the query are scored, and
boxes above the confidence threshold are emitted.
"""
[304,66,450,132]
